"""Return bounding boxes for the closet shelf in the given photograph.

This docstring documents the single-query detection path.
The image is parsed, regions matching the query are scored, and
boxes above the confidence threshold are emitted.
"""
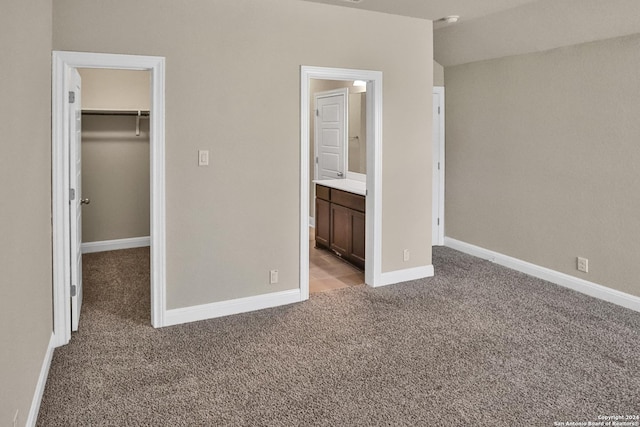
[82,109,150,116]
[82,109,150,136]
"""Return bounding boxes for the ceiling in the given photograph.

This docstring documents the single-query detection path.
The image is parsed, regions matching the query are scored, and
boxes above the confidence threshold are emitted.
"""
[300,0,539,22]
[300,0,640,67]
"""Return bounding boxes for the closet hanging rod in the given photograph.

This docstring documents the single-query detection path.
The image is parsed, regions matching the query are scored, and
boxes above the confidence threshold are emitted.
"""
[82,109,150,117]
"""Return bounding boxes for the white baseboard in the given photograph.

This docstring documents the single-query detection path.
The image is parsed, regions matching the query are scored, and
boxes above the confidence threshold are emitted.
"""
[376,265,435,288]
[164,289,302,327]
[26,332,55,427]
[82,236,150,254]
[445,237,640,313]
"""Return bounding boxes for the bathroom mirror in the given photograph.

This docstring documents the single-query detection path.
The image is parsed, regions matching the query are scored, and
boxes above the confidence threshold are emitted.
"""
[347,91,366,175]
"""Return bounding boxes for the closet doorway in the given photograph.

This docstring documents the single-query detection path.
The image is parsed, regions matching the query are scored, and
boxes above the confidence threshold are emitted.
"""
[52,51,166,347]
[78,68,152,333]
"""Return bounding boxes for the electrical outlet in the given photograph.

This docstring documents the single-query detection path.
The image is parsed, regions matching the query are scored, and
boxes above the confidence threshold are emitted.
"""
[13,409,18,427]
[577,257,588,273]
[269,269,279,284]
[403,249,410,262]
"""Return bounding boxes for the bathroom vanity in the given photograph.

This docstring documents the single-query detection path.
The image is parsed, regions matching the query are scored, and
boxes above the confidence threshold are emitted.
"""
[314,179,366,270]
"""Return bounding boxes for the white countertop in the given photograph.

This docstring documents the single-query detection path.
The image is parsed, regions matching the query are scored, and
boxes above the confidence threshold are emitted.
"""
[313,179,366,196]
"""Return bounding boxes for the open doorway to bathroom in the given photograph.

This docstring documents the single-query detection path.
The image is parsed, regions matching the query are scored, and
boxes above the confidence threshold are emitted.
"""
[300,66,383,300]
[308,78,366,294]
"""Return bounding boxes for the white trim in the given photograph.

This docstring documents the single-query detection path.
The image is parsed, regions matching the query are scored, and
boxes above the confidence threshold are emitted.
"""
[52,52,71,347]
[26,333,55,427]
[301,66,384,300]
[309,217,315,228]
[445,237,640,313]
[432,86,445,246]
[376,265,435,288]
[81,236,150,254]
[164,289,301,327]
[52,51,166,347]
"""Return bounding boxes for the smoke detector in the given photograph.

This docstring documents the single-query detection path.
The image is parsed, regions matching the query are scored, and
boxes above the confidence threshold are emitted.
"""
[440,15,460,24]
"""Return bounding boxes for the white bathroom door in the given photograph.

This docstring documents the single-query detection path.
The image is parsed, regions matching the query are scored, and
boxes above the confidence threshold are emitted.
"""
[69,69,83,332]
[315,89,348,180]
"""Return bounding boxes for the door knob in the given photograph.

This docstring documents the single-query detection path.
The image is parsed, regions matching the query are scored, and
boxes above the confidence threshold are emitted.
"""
[81,198,90,205]
[337,172,344,177]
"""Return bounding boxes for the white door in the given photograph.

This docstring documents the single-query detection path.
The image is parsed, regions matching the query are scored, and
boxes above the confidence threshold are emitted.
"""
[432,88,445,246]
[69,69,83,331]
[315,89,348,180]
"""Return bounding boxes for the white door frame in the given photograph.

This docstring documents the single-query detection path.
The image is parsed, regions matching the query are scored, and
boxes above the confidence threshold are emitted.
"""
[69,68,83,331]
[313,87,349,181]
[300,66,383,299]
[432,86,445,246]
[52,51,166,347]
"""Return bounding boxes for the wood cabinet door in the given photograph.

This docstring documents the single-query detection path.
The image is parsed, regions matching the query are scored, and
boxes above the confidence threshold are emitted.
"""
[315,197,331,248]
[350,210,366,269]
[330,203,350,258]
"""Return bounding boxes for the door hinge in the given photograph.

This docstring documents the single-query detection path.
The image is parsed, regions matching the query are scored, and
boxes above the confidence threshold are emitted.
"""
[69,91,75,104]
[438,162,441,170]
[437,218,440,226]
[315,156,318,164]
[438,106,440,114]
[315,109,319,117]
[70,188,75,201]
[71,284,77,297]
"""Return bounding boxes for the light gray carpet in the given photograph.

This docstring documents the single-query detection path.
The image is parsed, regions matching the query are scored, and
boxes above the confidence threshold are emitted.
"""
[37,247,640,426]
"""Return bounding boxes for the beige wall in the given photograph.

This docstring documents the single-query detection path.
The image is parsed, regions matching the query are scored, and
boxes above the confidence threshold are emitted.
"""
[81,115,150,242]
[79,68,151,111]
[54,0,433,309]
[445,33,640,297]
[0,0,53,424]
[433,60,444,86]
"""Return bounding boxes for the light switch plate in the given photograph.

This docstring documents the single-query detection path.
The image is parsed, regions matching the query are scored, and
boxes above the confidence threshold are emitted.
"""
[198,150,209,166]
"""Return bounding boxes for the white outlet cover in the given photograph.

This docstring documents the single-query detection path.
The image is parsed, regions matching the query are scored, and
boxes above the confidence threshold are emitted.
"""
[577,257,588,273]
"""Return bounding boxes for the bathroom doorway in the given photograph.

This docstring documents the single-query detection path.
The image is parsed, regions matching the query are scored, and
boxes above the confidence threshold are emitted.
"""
[299,66,384,300]
[308,79,367,293]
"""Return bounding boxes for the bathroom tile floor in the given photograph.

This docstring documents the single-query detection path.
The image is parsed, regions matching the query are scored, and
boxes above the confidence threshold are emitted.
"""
[309,227,365,293]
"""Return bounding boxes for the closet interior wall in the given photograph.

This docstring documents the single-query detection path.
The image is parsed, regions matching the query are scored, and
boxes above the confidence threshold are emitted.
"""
[78,68,151,244]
